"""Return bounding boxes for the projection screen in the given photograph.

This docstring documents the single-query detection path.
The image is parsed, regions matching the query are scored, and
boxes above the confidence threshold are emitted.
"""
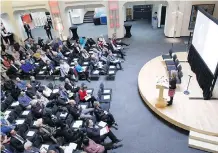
[192,11,218,74]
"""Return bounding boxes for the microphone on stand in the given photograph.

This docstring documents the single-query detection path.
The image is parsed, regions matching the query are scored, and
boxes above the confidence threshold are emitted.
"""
[184,75,192,95]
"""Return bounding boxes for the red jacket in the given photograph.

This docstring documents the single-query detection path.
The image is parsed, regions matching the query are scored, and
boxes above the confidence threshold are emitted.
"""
[79,90,87,101]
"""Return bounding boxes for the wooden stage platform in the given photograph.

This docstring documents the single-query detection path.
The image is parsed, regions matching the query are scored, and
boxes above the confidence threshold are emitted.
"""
[138,52,218,136]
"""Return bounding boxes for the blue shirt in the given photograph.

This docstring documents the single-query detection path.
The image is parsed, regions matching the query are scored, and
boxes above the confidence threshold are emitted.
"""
[21,63,34,73]
[57,52,64,59]
[18,94,32,107]
[75,64,83,72]
[16,81,27,90]
[1,125,13,134]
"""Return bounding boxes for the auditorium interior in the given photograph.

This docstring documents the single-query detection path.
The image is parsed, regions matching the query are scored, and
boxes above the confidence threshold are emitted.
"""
[1,0,218,153]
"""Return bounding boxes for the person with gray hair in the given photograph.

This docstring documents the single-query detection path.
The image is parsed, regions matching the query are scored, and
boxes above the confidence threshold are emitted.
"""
[167,70,177,106]
[64,78,79,93]
[60,60,70,78]
[66,100,94,120]
[24,140,40,153]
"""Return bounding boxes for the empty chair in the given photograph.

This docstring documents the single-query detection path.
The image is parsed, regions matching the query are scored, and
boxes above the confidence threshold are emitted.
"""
[162,44,174,60]
[97,90,111,103]
[99,83,112,95]
[165,53,177,65]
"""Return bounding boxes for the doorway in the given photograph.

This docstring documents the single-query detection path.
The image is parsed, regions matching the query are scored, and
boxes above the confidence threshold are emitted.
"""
[160,6,166,26]
[133,5,152,21]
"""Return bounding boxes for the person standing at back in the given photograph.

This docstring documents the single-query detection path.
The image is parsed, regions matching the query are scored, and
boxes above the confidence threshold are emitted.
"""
[23,22,33,39]
[44,22,53,40]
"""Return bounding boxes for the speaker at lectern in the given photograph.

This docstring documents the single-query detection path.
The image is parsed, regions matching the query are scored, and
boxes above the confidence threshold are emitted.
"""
[155,76,169,108]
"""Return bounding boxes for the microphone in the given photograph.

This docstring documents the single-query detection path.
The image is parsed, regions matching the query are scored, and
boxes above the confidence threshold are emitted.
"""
[188,75,193,77]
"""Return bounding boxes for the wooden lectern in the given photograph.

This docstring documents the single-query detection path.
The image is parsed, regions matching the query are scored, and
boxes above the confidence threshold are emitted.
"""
[155,77,169,108]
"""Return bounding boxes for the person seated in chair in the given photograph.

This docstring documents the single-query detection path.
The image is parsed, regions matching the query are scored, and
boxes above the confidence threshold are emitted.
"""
[64,78,79,93]
[62,42,72,57]
[16,77,27,91]
[57,46,65,59]
[93,101,118,128]
[75,61,90,82]
[30,76,41,89]
[26,83,37,99]
[107,51,123,70]
[66,100,94,120]
[40,52,51,65]
[82,137,123,153]
[20,60,35,75]
[60,60,70,78]
[46,60,55,75]
[25,54,35,65]
[112,33,129,46]
[18,91,32,108]
[79,85,96,107]
[47,144,64,153]
[6,60,20,76]
[84,119,122,144]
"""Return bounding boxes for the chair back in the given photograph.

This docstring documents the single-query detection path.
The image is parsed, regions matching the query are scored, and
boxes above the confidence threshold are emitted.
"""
[175,59,179,67]
[100,83,104,92]
[172,54,177,61]
[97,89,102,100]
[177,64,182,72]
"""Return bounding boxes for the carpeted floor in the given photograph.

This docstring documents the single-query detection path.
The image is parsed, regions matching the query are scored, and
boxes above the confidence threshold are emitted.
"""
[38,20,205,153]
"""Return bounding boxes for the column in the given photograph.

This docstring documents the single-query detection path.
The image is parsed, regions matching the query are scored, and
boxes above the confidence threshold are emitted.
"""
[106,0,125,38]
[164,1,185,37]
[48,0,66,40]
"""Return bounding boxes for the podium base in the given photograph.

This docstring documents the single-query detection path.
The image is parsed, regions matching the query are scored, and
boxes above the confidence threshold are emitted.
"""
[155,98,167,108]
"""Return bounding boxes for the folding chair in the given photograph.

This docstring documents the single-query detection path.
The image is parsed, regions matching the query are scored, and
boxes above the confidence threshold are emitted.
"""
[97,90,111,103]
[99,83,112,95]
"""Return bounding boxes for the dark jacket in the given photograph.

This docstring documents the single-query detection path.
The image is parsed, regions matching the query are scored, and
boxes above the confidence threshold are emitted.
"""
[31,102,44,118]
[24,24,31,32]
[48,145,64,153]
[66,104,81,119]
[10,134,26,152]
[169,78,177,89]
[44,25,51,32]
[26,87,36,99]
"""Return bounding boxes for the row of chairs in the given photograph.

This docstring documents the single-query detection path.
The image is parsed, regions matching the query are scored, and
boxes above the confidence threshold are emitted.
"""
[162,49,183,84]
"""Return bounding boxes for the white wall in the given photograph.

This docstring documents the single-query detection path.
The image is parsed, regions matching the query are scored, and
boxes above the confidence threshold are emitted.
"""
[180,1,218,36]
[1,13,13,33]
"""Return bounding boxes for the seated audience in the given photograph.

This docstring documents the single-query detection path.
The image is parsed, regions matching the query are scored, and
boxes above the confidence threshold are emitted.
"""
[66,100,94,120]
[93,101,118,127]
[85,119,122,144]
[20,60,35,74]
[64,78,79,93]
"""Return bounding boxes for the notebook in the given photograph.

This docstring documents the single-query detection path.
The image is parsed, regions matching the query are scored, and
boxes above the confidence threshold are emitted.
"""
[98,121,107,127]
[100,126,109,136]
[40,144,49,152]
[52,89,59,93]
[104,95,110,100]
[85,95,91,101]
[60,112,68,118]
[103,90,110,94]
[22,110,29,115]
[16,119,25,125]
[80,105,87,110]
[42,66,46,70]
[108,71,115,74]
[11,101,19,106]
[72,120,83,128]
[4,110,11,115]
[39,71,44,74]
[27,131,35,137]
